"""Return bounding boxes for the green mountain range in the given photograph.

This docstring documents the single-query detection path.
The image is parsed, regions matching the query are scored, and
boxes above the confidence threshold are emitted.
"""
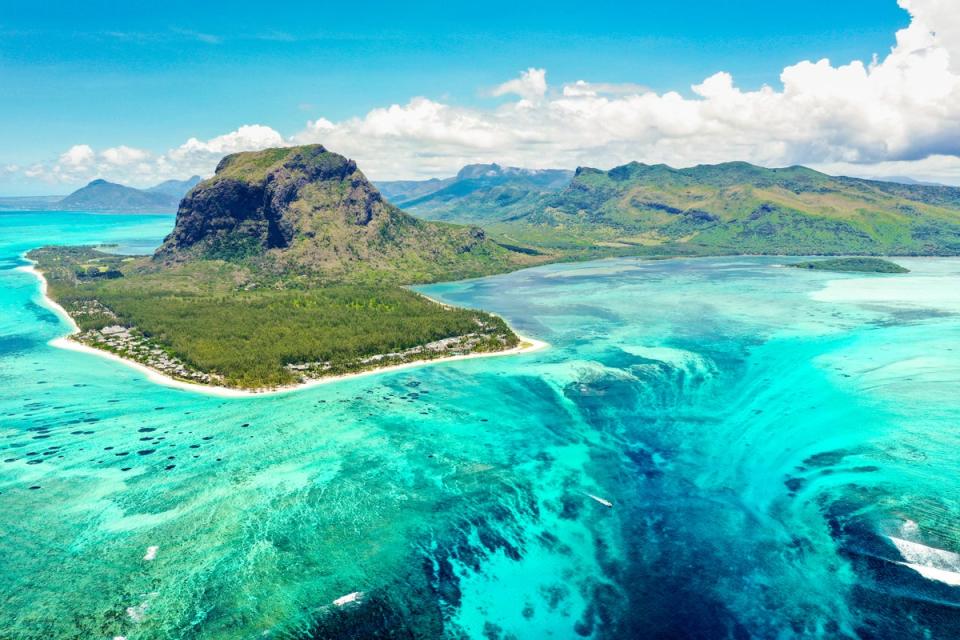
[393,161,960,257]
[376,163,573,224]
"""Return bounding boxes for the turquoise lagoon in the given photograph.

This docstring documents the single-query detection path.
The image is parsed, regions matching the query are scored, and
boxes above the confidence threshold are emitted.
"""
[1,211,959,638]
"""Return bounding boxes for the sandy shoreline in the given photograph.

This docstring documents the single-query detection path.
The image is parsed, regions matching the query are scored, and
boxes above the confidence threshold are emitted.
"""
[17,261,548,398]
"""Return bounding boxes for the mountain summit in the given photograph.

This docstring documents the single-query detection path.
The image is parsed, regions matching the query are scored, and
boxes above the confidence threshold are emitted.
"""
[146,175,202,198]
[156,145,527,281]
[376,163,573,223]
[57,178,186,213]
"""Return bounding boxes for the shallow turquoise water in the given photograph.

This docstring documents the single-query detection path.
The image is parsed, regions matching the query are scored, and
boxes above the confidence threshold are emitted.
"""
[1,211,959,638]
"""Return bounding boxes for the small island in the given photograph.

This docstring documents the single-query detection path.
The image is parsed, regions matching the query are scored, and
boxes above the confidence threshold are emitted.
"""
[28,145,547,393]
[788,257,910,273]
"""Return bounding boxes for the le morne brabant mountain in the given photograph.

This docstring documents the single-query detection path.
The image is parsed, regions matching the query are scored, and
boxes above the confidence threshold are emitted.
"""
[380,161,960,257]
[154,149,531,283]
[30,145,542,389]
[0,176,201,213]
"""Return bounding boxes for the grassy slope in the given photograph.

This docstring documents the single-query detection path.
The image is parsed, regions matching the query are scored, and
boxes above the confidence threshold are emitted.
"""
[394,181,556,224]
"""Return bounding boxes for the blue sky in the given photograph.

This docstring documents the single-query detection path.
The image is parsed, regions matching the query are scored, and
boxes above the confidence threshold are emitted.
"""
[6,0,958,192]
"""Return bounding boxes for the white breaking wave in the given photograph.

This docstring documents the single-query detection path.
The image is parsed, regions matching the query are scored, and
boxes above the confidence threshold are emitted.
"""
[620,345,718,380]
[889,536,960,587]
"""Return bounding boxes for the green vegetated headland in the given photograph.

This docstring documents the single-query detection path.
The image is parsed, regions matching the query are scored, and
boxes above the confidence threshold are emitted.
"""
[788,257,910,273]
[30,146,538,389]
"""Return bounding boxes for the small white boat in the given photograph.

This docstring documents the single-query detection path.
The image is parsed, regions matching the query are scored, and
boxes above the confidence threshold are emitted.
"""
[586,493,613,508]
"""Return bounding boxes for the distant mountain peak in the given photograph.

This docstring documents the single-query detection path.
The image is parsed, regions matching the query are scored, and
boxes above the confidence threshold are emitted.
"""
[54,176,198,213]
[456,163,505,180]
[376,162,575,223]
[146,175,203,197]
[865,175,948,187]
[522,159,960,256]
[454,163,570,181]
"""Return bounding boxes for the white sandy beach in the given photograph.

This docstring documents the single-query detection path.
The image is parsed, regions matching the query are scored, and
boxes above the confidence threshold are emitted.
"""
[18,261,548,398]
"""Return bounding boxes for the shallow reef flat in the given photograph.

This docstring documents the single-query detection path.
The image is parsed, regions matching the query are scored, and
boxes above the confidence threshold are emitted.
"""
[1,213,960,638]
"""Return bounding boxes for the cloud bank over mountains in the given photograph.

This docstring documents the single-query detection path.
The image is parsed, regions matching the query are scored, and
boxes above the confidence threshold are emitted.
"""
[18,0,960,188]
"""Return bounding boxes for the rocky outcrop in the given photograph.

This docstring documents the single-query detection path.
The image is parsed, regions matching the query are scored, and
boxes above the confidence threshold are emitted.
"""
[156,146,390,260]
[158,178,267,257]
[154,145,514,280]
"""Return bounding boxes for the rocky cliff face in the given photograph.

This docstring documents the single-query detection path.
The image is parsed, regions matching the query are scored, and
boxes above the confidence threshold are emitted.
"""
[155,145,521,281]
[159,146,384,257]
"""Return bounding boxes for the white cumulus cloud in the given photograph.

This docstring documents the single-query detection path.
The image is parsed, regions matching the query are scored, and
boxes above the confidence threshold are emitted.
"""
[12,0,960,189]
[101,145,150,166]
[284,0,960,183]
[171,124,285,158]
[562,80,649,97]
[491,68,548,102]
[24,126,286,188]
[156,125,287,179]
[58,144,96,169]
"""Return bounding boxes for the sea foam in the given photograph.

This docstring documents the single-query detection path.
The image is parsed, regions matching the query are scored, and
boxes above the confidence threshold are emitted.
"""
[889,536,960,587]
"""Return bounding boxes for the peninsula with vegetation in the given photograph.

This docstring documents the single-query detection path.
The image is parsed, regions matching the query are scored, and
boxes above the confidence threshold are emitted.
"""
[28,145,546,391]
[788,257,910,273]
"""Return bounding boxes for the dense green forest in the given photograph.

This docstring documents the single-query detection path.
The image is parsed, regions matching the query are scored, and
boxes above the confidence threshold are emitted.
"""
[30,246,518,388]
